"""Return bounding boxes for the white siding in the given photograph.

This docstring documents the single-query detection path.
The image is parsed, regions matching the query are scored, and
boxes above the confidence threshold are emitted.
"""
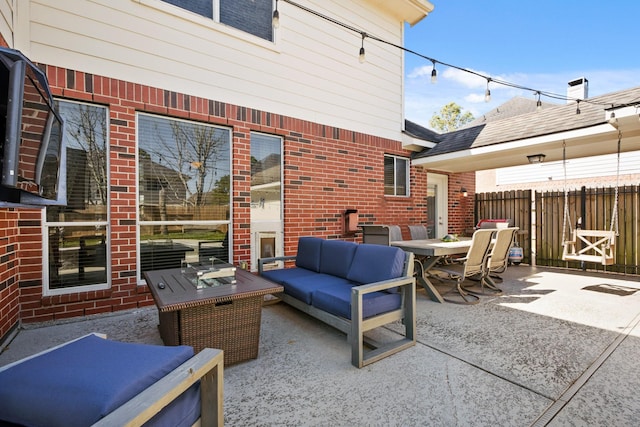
[494,151,640,190]
[15,0,406,140]
[0,0,13,46]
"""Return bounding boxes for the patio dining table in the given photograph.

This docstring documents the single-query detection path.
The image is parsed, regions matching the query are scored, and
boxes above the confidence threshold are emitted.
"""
[391,238,472,303]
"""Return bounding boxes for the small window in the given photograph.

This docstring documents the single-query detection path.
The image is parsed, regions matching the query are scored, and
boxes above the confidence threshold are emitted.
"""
[384,154,409,196]
[163,0,274,41]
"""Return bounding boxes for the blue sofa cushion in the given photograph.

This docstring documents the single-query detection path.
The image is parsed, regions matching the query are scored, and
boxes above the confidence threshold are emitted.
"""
[283,273,353,304]
[319,239,357,278]
[295,236,323,272]
[312,284,402,319]
[347,244,406,285]
[261,266,317,285]
[0,334,198,427]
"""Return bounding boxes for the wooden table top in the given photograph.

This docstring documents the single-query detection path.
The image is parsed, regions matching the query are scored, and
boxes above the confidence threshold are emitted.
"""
[144,268,283,312]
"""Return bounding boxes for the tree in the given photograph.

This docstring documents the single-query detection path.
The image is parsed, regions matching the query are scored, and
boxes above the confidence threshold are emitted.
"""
[429,102,474,132]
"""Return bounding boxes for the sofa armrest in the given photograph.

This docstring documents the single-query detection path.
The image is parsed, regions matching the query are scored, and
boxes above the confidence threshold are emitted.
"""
[350,273,416,368]
[258,255,297,274]
[352,275,414,296]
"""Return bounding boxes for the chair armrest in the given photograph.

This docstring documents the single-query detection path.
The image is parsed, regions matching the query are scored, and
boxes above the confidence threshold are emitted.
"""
[94,348,224,427]
[257,255,297,274]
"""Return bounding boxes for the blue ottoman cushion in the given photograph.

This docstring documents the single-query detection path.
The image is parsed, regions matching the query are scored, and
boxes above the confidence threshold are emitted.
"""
[312,284,402,319]
[0,334,198,427]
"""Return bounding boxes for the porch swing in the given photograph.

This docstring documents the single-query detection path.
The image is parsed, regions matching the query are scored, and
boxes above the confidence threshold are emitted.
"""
[561,133,620,265]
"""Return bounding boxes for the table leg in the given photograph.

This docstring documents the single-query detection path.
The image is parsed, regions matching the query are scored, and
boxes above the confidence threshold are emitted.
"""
[415,256,444,303]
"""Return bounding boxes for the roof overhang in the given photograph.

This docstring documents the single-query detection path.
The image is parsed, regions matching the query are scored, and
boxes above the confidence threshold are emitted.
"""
[412,111,640,173]
[402,132,437,152]
[367,0,435,26]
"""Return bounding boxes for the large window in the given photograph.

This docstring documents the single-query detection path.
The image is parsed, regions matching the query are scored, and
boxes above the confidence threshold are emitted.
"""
[384,154,409,196]
[162,0,274,41]
[45,101,109,294]
[137,113,231,278]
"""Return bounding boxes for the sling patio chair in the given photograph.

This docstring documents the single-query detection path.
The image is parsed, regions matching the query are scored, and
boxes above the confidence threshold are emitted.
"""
[462,227,519,296]
[431,229,494,304]
[408,224,429,240]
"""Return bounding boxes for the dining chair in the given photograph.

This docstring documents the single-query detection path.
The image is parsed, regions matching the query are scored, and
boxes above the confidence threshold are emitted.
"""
[483,227,520,291]
[408,225,429,240]
[388,225,403,242]
[432,229,494,304]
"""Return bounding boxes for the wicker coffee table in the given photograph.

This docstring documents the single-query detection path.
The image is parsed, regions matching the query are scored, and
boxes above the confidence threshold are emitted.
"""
[144,267,283,365]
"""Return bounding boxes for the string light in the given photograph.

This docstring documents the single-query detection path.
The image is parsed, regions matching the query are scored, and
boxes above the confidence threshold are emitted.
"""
[576,100,581,115]
[430,60,437,84]
[272,0,280,28]
[277,0,635,111]
[359,33,366,63]
[484,78,491,103]
[536,91,542,111]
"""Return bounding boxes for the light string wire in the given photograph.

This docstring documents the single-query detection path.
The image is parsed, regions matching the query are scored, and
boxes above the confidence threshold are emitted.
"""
[281,0,640,109]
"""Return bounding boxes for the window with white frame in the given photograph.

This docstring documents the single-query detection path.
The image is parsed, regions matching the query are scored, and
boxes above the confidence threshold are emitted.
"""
[45,100,109,294]
[384,154,409,196]
[137,113,231,279]
[162,0,274,41]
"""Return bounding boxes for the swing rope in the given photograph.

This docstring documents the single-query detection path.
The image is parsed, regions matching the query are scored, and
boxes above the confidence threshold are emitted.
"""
[609,130,621,238]
[561,140,571,244]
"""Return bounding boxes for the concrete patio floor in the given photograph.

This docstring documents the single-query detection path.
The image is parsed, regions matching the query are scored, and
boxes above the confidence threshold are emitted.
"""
[2,265,640,426]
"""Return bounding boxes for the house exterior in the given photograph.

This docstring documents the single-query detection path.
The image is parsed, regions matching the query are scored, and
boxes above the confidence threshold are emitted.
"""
[412,86,640,174]
[0,0,481,343]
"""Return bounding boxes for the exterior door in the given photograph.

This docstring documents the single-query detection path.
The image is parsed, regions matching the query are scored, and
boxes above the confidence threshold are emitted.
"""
[250,132,283,271]
[427,173,448,239]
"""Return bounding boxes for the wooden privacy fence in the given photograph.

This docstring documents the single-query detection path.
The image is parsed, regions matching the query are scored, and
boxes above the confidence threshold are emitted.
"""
[474,190,532,265]
[476,186,640,274]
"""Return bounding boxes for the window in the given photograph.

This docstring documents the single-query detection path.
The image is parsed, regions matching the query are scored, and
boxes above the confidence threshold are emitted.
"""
[137,113,231,278]
[384,154,409,196]
[44,101,109,294]
[162,0,274,41]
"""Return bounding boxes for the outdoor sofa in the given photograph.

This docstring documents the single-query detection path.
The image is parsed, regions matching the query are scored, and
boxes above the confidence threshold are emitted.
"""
[258,236,416,368]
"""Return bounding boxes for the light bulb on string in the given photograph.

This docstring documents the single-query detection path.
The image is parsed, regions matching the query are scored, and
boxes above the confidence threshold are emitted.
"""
[536,91,542,111]
[359,33,366,63]
[484,78,491,103]
[430,60,437,84]
[272,0,280,28]
[576,100,581,115]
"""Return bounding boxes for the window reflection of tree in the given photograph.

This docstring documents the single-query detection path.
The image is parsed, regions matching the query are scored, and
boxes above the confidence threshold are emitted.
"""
[64,104,108,207]
[140,118,229,209]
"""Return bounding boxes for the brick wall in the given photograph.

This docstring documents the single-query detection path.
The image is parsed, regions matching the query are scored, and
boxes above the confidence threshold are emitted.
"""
[0,62,474,337]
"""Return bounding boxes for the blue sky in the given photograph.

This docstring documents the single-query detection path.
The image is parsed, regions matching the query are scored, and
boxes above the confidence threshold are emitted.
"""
[403,1,640,129]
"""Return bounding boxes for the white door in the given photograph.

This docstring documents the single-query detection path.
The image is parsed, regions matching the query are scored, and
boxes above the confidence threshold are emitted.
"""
[427,173,448,239]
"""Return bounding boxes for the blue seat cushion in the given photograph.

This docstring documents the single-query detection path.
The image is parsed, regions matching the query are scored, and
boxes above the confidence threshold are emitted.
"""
[347,244,406,285]
[295,236,323,272]
[318,239,357,278]
[0,334,199,427]
[283,273,353,304]
[261,266,317,285]
[312,284,402,319]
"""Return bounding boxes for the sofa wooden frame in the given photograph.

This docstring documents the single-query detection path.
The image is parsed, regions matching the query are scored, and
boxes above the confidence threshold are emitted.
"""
[259,252,416,368]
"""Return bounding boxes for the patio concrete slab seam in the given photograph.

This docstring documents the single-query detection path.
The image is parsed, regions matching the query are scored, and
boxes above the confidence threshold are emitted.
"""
[530,308,640,426]
[413,335,553,400]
